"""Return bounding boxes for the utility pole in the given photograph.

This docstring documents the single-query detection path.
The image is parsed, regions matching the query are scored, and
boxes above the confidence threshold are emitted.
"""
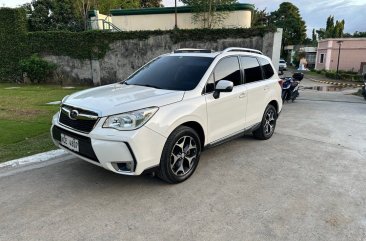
[174,0,178,29]
[336,40,343,79]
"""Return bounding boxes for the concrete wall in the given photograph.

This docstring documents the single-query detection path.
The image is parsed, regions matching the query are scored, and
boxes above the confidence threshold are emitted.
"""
[316,38,366,72]
[44,30,282,86]
[111,11,251,31]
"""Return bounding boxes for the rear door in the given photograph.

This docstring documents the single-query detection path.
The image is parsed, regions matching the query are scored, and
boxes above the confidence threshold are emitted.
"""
[205,56,247,143]
[239,56,266,128]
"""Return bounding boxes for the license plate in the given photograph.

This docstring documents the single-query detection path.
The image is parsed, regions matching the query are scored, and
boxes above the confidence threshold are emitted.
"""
[61,134,79,152]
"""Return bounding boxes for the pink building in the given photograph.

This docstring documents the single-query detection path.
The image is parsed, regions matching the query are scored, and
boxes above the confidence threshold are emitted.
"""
[315,38,366,73]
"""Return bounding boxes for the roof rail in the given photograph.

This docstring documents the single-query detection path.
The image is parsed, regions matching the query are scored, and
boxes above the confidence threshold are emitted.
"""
[222,47,263,55]
[173,48,213,53]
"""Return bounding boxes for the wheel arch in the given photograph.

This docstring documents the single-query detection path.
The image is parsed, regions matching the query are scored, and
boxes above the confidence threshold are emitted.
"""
[179,121,205,149]
[268,100,279,113]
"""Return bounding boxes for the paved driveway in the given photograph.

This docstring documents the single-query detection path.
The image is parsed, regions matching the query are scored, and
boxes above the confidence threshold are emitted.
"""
[1,78,366,241]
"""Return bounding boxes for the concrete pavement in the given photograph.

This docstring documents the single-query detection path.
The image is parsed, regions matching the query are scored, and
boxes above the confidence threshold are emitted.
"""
[1,77,366,241]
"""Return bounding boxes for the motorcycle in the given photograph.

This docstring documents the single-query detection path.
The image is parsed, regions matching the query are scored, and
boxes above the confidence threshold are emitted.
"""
[281,72,304,102]
[362,73,366,100]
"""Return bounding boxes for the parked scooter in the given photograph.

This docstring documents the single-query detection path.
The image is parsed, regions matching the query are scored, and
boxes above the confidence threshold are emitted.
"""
[281,72,304,102]
[362,73,366,100]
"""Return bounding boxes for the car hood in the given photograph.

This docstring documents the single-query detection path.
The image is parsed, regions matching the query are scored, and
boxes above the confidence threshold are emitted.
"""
[63,83,184,117]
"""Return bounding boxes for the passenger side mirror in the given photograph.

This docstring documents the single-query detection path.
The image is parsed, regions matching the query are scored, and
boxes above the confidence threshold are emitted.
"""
[213,80,233,99]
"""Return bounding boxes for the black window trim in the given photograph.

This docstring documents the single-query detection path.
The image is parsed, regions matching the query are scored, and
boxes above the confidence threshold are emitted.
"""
[202,55,244,95]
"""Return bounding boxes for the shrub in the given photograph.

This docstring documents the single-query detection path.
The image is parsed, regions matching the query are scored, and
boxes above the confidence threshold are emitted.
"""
[19,54,57,83]
[325,71,337,79]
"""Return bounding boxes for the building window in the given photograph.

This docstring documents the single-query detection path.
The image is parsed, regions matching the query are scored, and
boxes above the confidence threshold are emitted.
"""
[319,54,325,64]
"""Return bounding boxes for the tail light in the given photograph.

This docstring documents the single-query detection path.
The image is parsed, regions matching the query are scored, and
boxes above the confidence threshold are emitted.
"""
[278,79,284,88]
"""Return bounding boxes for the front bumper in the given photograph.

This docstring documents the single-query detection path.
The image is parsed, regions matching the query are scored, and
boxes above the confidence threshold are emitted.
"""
[51,113,166,175]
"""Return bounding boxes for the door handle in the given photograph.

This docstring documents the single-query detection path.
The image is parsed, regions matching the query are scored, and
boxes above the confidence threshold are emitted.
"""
[239,92,246,98]
[264,85,269,91]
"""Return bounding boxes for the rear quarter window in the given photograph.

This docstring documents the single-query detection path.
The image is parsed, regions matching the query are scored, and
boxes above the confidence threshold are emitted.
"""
[259,58,275,79]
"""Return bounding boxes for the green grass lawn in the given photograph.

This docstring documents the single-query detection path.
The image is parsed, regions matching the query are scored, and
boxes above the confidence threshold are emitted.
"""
[0,83,88,162]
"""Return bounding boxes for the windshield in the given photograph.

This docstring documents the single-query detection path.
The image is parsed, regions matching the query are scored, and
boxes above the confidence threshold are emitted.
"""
[125,56,213,91]
[280,60,286,63]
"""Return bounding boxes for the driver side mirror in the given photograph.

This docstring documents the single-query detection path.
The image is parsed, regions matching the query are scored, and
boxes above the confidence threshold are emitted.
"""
[213,80,233,99]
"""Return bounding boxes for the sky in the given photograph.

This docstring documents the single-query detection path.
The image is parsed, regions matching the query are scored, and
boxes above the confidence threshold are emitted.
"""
[1,0,365,37]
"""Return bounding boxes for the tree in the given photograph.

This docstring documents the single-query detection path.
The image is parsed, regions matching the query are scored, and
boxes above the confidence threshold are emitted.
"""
[312,28,317,42]
[316,15,345,39]
[251,8,269,27]
[269,2,307,47]
[140,0,163,8]
[181,0,238,29]
[28,0,54,31]
[52,0,83,31]
[27,0,83,31]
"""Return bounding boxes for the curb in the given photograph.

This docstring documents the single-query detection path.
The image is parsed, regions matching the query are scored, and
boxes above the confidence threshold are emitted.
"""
[309,78,365,88]
[0,149,68,168]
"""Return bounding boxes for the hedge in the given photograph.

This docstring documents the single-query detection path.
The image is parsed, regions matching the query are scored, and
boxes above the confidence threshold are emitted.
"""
[0,8,276,82]
[0,8,27,82]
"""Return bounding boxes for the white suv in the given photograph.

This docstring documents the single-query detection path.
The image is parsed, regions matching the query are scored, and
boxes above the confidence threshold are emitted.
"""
[51,47,282,183]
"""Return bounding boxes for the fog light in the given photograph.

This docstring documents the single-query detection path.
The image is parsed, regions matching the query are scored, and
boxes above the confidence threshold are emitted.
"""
[115,162,134,172]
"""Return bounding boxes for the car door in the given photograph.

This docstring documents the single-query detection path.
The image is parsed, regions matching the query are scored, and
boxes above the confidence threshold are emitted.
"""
[239,56,266,128]
[205,56,247,143]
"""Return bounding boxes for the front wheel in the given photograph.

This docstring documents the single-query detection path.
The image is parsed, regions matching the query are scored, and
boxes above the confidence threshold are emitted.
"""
[157,126,201,184]
[253,105,278,140]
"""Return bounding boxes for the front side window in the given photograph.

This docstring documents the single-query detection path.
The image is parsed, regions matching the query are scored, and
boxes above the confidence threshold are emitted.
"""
[125,56,213,91]
[205,56,241,93]
[240,56,263,83]
[258,57,275,79]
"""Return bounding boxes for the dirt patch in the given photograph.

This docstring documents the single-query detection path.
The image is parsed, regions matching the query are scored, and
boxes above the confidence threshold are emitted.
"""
[0,108,48,119]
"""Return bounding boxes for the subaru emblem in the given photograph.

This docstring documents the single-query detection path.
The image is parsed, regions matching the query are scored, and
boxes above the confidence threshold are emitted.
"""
[69,110,79,120]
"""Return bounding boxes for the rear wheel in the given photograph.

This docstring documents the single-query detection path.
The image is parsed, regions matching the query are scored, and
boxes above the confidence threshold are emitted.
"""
[253,105,277,140]
[157,126,201,184]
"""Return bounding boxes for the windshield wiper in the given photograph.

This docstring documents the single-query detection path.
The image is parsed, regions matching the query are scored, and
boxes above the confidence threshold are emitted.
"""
[135,84,162,89]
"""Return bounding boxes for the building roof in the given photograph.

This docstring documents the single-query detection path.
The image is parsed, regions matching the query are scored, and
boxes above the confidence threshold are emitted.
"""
[318,38,366,42]
[109,3,254,16]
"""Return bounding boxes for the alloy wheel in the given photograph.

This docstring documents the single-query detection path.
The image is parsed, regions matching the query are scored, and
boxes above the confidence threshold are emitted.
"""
[264,109,275,136]
[170,136,197,176]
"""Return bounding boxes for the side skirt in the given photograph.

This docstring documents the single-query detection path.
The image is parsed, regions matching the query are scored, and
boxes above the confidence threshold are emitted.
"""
[204,122,261,150]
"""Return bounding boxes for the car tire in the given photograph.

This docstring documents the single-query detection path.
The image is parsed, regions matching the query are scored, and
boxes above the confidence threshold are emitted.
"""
[253,105,278,140]
[157,126,201,184]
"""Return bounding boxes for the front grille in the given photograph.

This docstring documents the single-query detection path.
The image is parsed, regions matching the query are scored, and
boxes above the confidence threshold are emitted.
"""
[52,125,99,163]
[59,105,99,133]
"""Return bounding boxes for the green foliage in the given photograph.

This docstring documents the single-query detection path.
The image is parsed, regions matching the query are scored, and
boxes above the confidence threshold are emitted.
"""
[170,26,275,42]
[323,70,362,82]
[95,0,163,14]
[27,0,83,32]
[141,0,163,8]
[269,2,307,46]
[19,54,57,83]
[316,15,345,39]
[312,29,317,42]
[343,31,366,38]
[27,27,275,60]
[0,8,28,82]
[252,8,270,27]
[181,0,238,28]
[0,7,275,82]
[292,51,306,66]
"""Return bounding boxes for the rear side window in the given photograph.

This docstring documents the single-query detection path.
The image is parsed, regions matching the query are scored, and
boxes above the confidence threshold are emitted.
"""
[240,56,263,83]
[259,58,275,79]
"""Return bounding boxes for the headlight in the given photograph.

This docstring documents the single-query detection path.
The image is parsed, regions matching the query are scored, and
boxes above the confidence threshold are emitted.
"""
[103,107,158,131]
